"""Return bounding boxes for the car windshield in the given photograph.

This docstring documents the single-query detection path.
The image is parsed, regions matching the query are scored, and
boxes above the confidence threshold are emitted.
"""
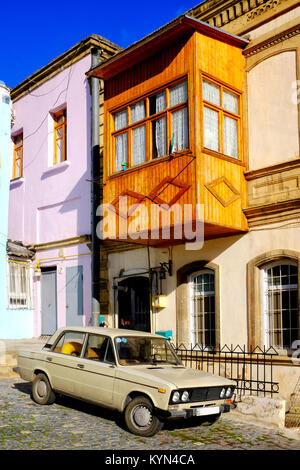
[114,336,180,366]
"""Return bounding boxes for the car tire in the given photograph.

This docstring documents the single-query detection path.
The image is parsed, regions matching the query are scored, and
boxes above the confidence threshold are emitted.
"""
[31,373,56,405]
[124,396,164,437]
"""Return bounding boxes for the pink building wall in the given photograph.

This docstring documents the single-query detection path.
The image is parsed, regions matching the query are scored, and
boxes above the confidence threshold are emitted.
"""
[9,54,92,336]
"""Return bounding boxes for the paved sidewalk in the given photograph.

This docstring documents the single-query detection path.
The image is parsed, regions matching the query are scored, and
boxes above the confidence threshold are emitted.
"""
[0,338,46,378]
[1,377,300,450]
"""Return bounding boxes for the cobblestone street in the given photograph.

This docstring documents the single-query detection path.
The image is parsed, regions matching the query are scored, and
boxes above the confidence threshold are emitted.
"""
[0,377,300,451]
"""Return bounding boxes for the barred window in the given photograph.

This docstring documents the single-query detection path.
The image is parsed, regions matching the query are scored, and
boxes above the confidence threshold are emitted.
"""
[263,262,299,349]
[7,262,34,309]
[189,269,216,348]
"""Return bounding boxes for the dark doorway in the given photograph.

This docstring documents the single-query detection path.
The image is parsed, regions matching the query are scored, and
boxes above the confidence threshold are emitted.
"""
[118,276,150,332]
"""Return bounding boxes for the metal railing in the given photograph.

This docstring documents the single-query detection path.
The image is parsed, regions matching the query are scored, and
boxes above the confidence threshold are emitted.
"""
[174,344,280,399]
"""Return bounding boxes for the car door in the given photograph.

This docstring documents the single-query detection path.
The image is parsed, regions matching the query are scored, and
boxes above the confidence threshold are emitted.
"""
[46,330,86,397]
[75,333,116,407]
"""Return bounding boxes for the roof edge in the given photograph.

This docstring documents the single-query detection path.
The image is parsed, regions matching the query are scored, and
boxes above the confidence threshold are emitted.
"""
[11,35,122,102]
[87,14,249,80]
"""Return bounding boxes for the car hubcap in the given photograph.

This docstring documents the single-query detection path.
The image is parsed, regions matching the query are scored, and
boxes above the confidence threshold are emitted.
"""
[37,380,47,398]
[132,405,152,429]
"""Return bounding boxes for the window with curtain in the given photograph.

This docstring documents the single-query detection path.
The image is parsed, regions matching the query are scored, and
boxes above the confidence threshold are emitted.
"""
[53,109,67,165]
[202,77,240,159]
[12,133,23,179]
[262,262,299,349]
[7,262,34,310]
[189,270,216,348]
[111,79,189,173]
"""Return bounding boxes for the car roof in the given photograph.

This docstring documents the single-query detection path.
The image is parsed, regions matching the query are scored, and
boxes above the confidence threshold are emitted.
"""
[50,326,166,340]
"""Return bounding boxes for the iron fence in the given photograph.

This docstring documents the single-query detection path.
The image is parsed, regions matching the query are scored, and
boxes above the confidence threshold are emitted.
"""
[173,344,280,400]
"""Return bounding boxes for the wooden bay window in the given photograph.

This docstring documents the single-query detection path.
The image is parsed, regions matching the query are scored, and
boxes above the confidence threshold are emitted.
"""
[202,76,241,160]
[111,79,189,174]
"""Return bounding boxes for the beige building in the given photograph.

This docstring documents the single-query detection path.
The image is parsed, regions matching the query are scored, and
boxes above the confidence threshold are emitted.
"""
[96,0,300,401]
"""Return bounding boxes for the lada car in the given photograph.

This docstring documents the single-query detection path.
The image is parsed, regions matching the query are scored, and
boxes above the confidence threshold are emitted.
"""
[17,326,236,436]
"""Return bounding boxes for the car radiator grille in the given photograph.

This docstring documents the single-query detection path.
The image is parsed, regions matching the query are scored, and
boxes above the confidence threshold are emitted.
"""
[189,386,223,403]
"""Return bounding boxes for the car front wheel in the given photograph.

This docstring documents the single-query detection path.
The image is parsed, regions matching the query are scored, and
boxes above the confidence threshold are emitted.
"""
[31,373,56,405]
[124,396,163,437]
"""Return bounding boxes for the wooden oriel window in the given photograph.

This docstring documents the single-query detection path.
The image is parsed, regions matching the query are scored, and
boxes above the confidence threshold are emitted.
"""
[12,133,23,179]
[201,76,241,160]
[111,79,189,173]
[54,109,67,165]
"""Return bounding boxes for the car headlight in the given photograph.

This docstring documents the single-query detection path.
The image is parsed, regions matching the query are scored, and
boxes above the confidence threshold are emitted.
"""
[220,388,226,398]
[181,391,189,402]
[226,387,233,398]
[172,391,180,403]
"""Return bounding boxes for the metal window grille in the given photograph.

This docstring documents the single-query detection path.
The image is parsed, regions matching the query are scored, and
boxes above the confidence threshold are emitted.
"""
[190,270,216,348]
[263,263,298,349]
[7,261,34,310]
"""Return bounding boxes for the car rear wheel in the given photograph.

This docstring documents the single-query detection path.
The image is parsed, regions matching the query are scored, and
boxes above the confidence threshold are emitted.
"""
[32,373,56,405]
[124,396,163,437]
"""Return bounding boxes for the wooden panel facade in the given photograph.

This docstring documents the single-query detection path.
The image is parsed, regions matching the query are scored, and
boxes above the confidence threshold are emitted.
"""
[101,26,248,244]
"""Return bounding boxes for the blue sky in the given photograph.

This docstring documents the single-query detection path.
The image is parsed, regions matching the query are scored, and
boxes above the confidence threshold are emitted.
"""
[0,0,204,89]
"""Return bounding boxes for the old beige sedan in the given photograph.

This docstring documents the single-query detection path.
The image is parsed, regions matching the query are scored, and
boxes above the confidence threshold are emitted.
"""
[18,326,236,437]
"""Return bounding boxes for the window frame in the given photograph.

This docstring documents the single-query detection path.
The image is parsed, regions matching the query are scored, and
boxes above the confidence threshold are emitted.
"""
[51,330,87,355]
[200,73,242,162]
[262,261,299,350]
[110,77,189,175]
[53,109,67,165]
[83,333,116,365]
[7,260,34,310]
[12,133,23,180]
[188,268,216,349]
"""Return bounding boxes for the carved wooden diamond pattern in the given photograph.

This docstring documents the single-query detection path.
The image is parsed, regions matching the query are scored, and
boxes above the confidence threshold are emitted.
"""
[110,177,191,218]
[205,176,240,207]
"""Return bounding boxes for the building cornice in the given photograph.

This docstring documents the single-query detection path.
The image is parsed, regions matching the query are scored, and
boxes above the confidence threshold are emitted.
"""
[244,159,300,180]
[11,35,121,102]
[187,0,299,36]
[243,22,300,56]
[243,198,300,226]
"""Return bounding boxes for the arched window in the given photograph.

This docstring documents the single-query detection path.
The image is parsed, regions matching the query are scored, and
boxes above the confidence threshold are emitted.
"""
[262,262,298,349]
[189,269,216,347]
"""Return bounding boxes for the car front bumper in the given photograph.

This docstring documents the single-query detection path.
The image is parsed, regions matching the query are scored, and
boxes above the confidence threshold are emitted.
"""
[157,402,235,420]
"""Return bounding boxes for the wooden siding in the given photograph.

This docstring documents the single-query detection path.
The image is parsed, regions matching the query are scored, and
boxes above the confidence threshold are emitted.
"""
[102,30,248,244]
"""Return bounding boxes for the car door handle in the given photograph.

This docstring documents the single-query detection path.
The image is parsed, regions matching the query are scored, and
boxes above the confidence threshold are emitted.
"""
[46,357,53,362]
[77,364,84,369]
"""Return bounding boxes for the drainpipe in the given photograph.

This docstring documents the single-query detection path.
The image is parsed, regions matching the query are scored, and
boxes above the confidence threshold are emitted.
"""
[91,47,101,326]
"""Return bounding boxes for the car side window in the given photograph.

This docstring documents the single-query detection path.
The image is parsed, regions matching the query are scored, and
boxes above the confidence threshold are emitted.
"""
[52,331,85,357]
[84,334,116,364]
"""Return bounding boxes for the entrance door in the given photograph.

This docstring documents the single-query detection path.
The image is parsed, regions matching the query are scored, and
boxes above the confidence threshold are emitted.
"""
[66,266,83,326]
[118,276,150,332]
[41,268,57,335]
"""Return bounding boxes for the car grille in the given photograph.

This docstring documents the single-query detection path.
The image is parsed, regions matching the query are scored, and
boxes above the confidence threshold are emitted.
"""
[189,386,223,403]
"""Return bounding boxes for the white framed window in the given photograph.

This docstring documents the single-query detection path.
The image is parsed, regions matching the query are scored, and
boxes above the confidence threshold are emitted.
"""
[189,269,216,347]
[7,261,34,310]
[262,261,298,349]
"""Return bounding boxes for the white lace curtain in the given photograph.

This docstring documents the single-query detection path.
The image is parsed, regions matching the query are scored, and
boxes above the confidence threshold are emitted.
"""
[115,133,127,172]
[170,81,188,152]
[204,106,219,152]
[172,108,189,152]
[131,101,146,166]
[154,92,167,158]
[224,116,238,158]
[115,109,128,172]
